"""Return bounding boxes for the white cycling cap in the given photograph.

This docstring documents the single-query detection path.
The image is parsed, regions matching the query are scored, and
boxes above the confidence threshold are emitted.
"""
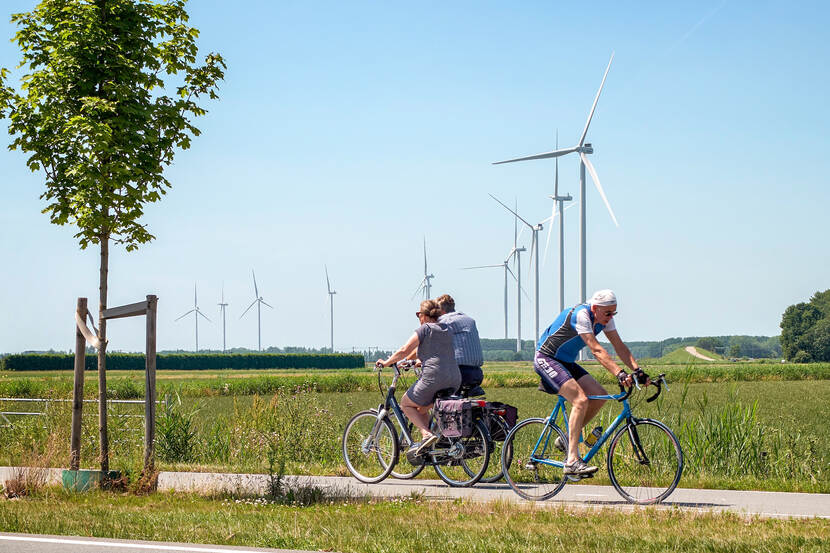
[589,289,617,306]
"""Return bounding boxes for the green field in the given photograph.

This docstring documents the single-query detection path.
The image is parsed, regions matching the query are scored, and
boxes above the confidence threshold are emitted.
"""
[1,366,828,493]
[0,491,827,553]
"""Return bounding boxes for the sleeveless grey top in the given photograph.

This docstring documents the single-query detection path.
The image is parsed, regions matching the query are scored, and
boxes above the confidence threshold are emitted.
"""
[415,322,461,388]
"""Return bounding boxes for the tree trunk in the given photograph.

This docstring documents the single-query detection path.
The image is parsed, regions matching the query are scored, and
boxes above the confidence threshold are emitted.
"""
[98,233,109,473]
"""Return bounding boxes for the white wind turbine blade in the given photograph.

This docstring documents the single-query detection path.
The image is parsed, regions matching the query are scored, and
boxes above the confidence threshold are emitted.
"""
[542,201,557,268]
[261,299,274,309]
[462,264,504,270]
[505,266,531,301]
[252,270,259,299]
[423,237,428,275]
[175,309,195,322]
[196,309,211,322]
[492,146,579,165]
[489,193,534,229]
[580,151,619,227]
[325,265,331,294]
[411,276,427,300]
[240,298,258,319]
[578,52,614,147]
[194,284,198,307]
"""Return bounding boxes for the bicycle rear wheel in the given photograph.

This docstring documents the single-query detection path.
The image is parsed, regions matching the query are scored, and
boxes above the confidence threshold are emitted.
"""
[388,414,425,479]
[474,414,510,483]
[342,410,398,483]
[502,418,567,501]
[607,418,684,505]
[433,419,491,487]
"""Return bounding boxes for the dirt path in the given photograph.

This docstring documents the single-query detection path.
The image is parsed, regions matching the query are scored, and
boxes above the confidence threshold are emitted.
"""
[685,346,715,361]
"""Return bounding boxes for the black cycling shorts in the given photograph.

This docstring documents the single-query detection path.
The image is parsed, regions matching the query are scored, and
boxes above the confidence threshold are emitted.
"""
[534,351,589,395]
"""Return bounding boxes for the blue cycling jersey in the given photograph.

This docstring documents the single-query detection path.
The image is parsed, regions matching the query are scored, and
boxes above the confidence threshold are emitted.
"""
[536,304,607,363]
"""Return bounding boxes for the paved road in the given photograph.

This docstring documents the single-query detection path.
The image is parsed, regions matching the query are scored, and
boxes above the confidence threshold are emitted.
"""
[162,472,830,519]
[2,466,829,520]
[0,533,317,553]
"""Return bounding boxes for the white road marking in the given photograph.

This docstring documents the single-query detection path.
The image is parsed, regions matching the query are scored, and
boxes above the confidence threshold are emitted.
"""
[0,535,256,552]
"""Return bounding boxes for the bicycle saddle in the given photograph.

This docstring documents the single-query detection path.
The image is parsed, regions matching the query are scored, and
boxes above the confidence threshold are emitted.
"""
[459,384,486,398]
[433,388,460,400]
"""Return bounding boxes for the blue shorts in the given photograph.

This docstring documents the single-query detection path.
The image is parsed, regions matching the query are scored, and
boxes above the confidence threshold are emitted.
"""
[534,351,589,395]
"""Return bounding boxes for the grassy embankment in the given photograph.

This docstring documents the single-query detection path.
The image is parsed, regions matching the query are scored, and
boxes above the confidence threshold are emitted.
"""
[0,491,827,553]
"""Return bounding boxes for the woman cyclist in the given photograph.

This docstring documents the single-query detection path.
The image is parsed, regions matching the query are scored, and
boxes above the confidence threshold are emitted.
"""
[376,299,461,455]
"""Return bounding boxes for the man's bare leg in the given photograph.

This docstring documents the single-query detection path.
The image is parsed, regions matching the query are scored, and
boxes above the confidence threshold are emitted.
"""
[576,374,608,428]
[557,379,589,464]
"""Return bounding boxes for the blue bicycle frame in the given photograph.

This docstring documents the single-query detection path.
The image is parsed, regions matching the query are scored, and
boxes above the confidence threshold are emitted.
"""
[533,390,632,469]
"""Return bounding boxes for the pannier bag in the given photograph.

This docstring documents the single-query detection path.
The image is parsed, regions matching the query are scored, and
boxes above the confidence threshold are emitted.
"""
[435,398,474,438]
[486,401,518,441]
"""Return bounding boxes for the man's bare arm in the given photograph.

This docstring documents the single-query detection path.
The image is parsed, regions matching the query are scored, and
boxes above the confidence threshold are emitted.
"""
[605,329,640,372]
[580,332,626,376]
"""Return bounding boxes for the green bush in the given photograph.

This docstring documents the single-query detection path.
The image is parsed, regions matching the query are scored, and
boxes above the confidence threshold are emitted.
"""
[0,353,365,371]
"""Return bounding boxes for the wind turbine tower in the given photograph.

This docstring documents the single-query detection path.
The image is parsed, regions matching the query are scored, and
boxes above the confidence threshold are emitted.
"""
[494,54,619,309]
[544,131,574,313]
[218,285,229,353]
[325,265,336,352]
[240,270,273,351]
[175,284,211,352]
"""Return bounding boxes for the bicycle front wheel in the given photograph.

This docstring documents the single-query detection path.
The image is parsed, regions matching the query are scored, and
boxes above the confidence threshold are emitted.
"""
[607,418,684,505]
[433,419,491,487]
[502,418,567,501]
[342,410,398,483]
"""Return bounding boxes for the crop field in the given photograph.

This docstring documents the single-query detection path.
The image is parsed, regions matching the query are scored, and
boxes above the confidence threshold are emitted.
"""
[0,361,828,493]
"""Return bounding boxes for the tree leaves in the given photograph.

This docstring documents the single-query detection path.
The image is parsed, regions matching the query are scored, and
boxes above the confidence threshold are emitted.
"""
[1,0,225,250]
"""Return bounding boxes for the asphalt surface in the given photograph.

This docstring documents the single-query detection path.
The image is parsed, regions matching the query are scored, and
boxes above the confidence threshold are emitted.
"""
[0,533,318,553]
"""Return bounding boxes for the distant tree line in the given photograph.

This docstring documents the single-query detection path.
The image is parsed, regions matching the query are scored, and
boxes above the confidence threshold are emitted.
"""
[780,290,830,363]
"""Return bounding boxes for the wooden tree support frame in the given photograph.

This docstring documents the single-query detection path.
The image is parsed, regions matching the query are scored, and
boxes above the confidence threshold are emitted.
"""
[70,295,158,474]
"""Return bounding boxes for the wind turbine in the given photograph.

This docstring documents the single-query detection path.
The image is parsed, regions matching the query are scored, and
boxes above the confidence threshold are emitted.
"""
[217,285,229,353]
[325,265,336,352]
[462,259,519,340]
[240,270,273,352]
[175,283,211,352]
[542,130,574,313]
[500,198,527,353]
[489,194,555,344]
[494,53,619,310]
[411,237,435,301]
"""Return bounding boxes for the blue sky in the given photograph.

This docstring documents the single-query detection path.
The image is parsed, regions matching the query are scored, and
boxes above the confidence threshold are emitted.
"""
[1,1,829,354]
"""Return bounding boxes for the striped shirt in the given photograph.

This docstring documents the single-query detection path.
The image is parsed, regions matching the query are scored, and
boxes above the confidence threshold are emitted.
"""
[438,311,484,368]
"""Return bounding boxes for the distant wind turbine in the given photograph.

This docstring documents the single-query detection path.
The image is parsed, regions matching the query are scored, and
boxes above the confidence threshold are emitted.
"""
[175,283,211,352]
[325,265,336,352]
[489,194,555,343]
[494,53,619,309]
[411,237,435,301]
[543,131,574,313]
[240,270,273,351]
[462,258,520,340]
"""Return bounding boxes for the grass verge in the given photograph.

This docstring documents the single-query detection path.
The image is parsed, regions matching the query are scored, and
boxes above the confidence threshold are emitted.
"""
[0,490,827,552]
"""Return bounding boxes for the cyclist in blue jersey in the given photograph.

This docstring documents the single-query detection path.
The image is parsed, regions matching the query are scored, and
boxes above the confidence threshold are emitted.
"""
[535,289,648,476]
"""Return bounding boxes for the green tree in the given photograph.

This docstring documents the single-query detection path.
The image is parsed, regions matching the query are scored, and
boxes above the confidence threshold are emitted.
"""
[780,299,825,362]
[695,337,723,354]
[0,0,225,472]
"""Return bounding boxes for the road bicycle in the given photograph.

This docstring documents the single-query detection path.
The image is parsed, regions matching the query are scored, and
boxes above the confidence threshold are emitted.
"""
[342,360,492,487]
[502,374,683,505]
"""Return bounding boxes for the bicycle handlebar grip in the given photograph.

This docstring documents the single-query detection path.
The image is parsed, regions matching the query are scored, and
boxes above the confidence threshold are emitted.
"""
[646,381,662,402]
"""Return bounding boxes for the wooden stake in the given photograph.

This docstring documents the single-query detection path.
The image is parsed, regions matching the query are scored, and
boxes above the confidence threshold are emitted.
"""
[144,295,158,472]
[70,297,87,471]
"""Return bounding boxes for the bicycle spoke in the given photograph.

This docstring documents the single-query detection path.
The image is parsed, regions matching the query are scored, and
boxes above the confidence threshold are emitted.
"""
[434,419,491,487]
[607,419,683,505]
[502,418,567,501]
[342,410,397,483]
